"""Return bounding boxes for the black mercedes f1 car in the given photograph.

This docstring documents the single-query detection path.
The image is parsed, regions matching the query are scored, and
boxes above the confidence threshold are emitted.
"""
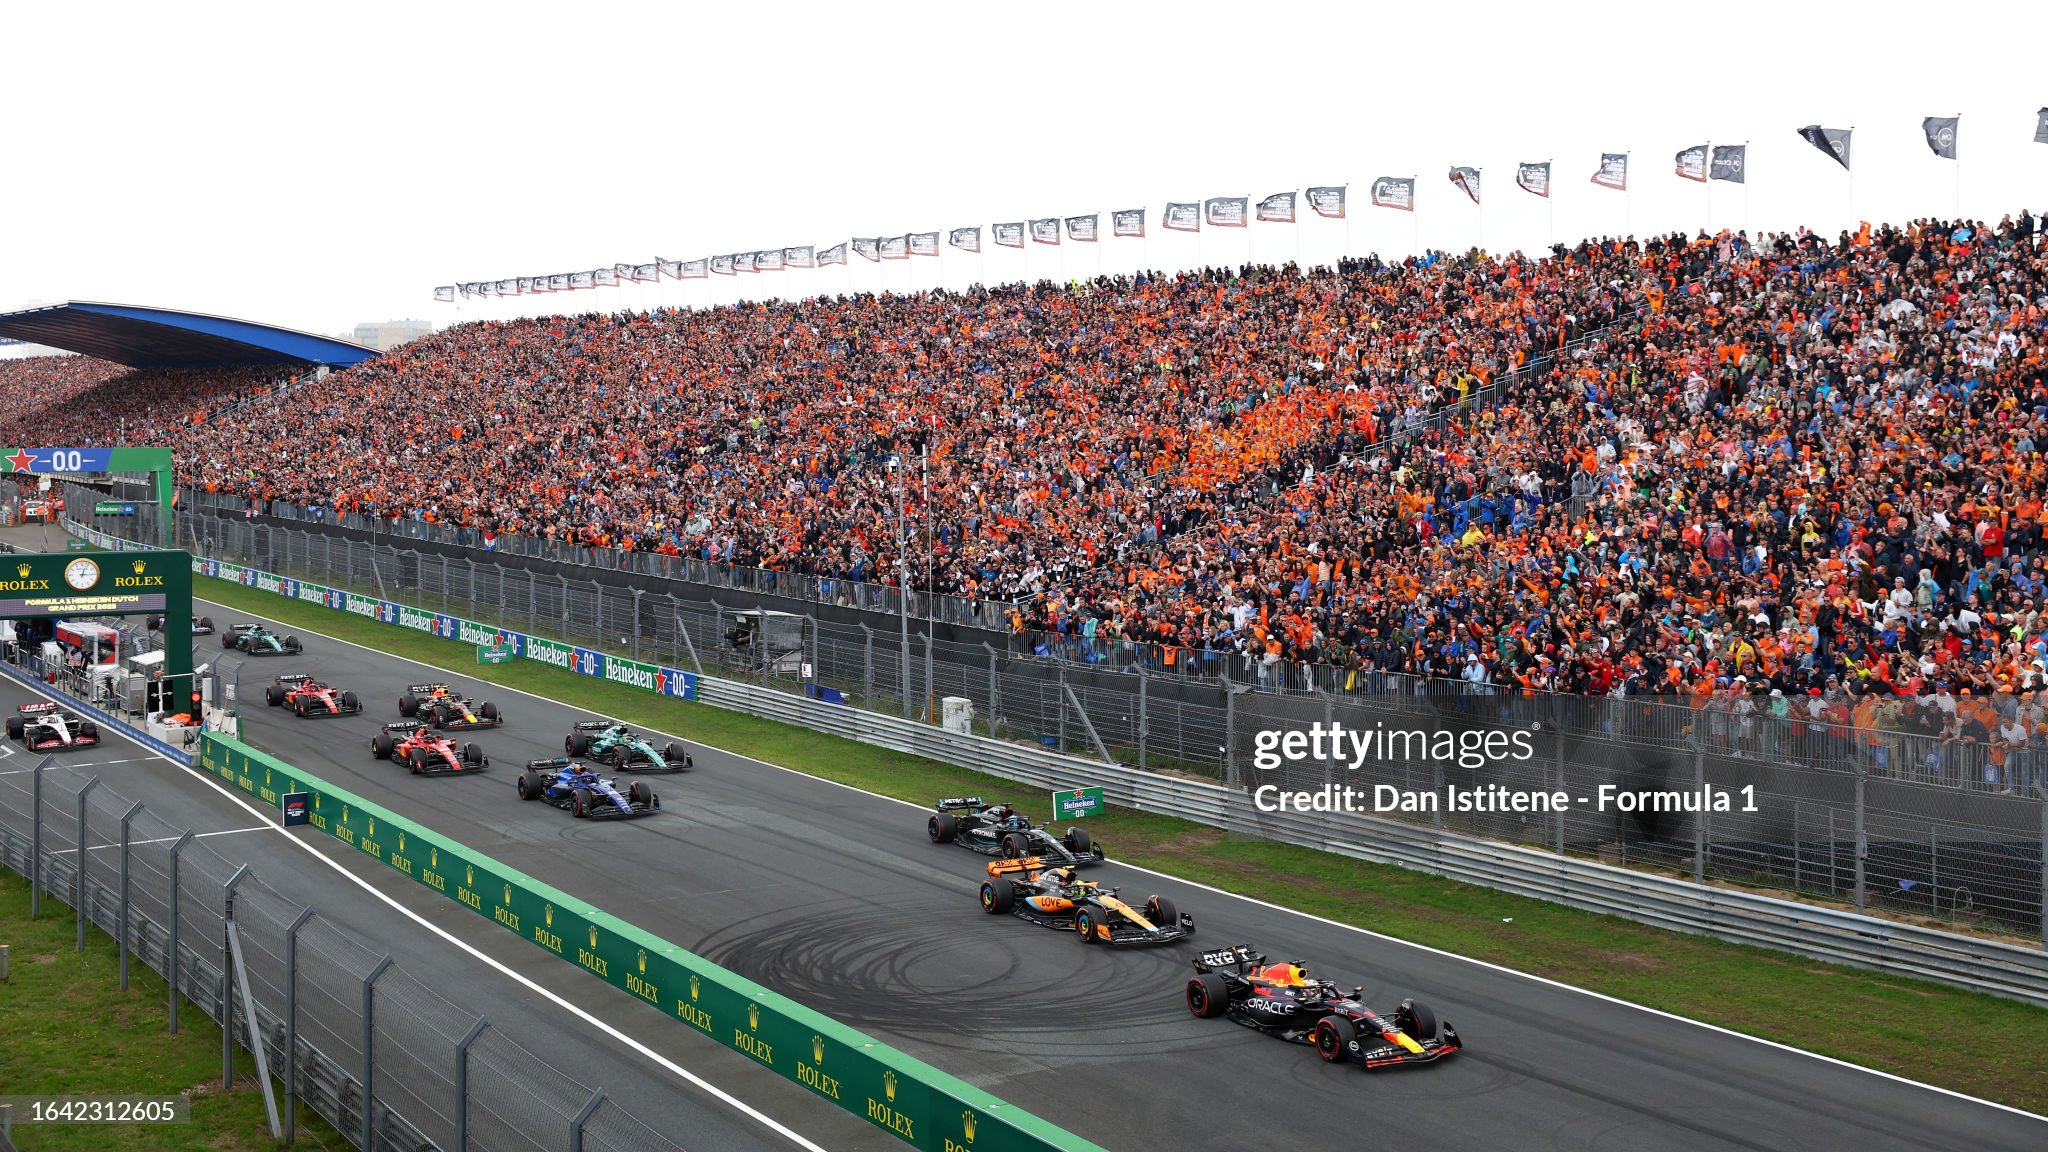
[1185,945,1461,1069]
[926,796,1105,868]
[978,856,1193,945]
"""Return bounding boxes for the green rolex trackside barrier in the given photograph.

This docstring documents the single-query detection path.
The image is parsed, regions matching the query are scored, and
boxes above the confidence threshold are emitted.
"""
[199,732,1103,1152]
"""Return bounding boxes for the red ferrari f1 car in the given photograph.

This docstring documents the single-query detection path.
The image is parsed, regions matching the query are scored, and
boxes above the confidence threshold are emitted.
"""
[370,719,487,775]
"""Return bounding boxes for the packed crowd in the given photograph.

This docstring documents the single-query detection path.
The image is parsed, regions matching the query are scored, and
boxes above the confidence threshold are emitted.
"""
[27,207,2048,783]
[0,356,292,446]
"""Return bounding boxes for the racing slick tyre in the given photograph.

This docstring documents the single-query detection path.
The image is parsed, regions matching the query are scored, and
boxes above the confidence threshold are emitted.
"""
[516,773,540,800]
[928,812,958,843]
[480,702,501,721]
[1313,1016,1359,1063]
[463,743,483,767]
[1074,909,1100,944]
[398,693,419,718]
[295,696,309,717]
[78,721,97,740]
[341,691,360,713]
[4,717,21,739]
[567,732,589,756]
[572,788,594,818]
[371,733,395,760]
[1145,895,1179,928]
[627,780,651,808]
[1065,827,1093,856]
[409,748,429,775]
[1396,1000,1441,1043]
[284,636,303,653]
[428,707,446,729]
[266,684,285,707]
[665,742,688,769]
[221,632,236,649]
[198,616,214,632]
[1000,833,1030,858]
[979,878,1015,914]
[1186,973,1228,1018]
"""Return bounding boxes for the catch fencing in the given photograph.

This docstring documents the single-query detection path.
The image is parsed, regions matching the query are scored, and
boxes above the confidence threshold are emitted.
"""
[0,675,691,1152]
[79,491,2048,942]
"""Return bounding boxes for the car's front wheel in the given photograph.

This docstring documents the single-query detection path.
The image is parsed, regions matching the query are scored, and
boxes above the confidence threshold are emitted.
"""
[1313,1016,1358,1063]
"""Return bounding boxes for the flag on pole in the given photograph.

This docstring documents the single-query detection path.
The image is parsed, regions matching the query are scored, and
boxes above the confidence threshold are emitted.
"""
[528,277,551,293]
[593,268,619,287]
[655,260,680,279]
[1064,214,1098,242]
[1371,177,1415,212]
[817,243,847,267]
[1796,125,1852,170]
[1591,153,1628,190]
[784,246,815,269]
[879,235,909,260]
[570,271,596,289]
[1709,145,1746,184]
[851,237,881,261]
[1111,208,1145,236]
[613,264,634,282]
[992,222,1026,248]
[1305,186,1346,218]
[2036,109,2048,145]
[632,263,659,281]
[1516,162,1552,198]
[1922,116,1958,159]
[1448,167,1481,204]
[1162,202,1200,231]
[1204,196,1248,227]
[679,259,707,279]
[1675,145,1709,182]
[433,286,455,302]
[948,227,981,252]
[733,253,757,273]
[495,278,517,294]
[549,274,571,290]
[710,255,736,276]
[1029,218,1061,245]
[1255,192,1296,223]
[755,249,785,271]
[516,277,536,293]
[907,232,939,256]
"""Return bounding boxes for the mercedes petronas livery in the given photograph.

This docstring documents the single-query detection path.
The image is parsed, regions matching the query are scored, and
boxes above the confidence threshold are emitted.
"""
[926,797,1105,867]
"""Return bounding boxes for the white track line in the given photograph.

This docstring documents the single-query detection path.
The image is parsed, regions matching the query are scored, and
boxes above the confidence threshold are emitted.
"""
[197,594,2048,1124]
[50,826,268,855]
[17,667,829,1152]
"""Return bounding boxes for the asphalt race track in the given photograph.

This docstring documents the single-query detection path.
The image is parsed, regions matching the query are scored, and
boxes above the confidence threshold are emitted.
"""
[0,674,891,1152]
[200,595,2047,1152]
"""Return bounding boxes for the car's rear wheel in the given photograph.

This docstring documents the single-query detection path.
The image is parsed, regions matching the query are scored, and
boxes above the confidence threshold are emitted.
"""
[567,732,589,756]
[1065,827,1093,856]
[928,812,957,843]
[516,773,539,800]
[371,733,394,760]
[1313,1017,1358,1063]
[1000,833,1030,858]
[979,878,1014,914]
[571,788,593,818]
[341,691,360,712]
[221,633,235,649]
[198,616,214,632]
[5,717,21,740]
[1186,974,1228,1018]
[1396,1000,1440,1043]
[398,693,418,717]
[266,685,284,707]
[462,743,483,767]
[481,701,501,721]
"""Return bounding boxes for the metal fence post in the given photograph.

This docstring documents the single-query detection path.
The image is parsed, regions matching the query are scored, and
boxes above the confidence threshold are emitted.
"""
[527,570,536,637]
[29,756,48,916]
[75,777,102,950]
[454,1018,487,1151]
[1057,666,1069,755]
[282,908,313,1144]
[221,864,250,1088]
[1692,743,1706,887]
[118,801,144,988]
[861,624,874,709]
[559,574,570,638]
[2039,798,2047,948]
[1222,678,1237,787]
[631,588,645,662]
[167,830,193,1032]
[1853,772,1867,915]
[985,644,1001,736]
[1137,666,1150,772]
[361,955,393,1151]
[1553,733,1566,855]
[569,1089,606,1152]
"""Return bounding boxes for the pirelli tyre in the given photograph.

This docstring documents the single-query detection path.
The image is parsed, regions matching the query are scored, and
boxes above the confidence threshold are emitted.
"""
[979,877,1015,914]
[1065,827,1093,856]
[571,788,594,818]
[463,743,484,767]
[295,696,310,717]
[1074,908,1100,944]
[1186,973,1228,1018]
[1000,832,1030,858]
[1397,1000,1441,1043]
[664,742,688,768]
[284,635,303,653]
[341,690,361,713]
[928,812,958,843]
[566,732,590,756]
[266,684,285,707]
[481,702,502,721]
[398,693,420,717]
[1313,1016,1359,1063]
[1146,894,1180,928]
[408,748,430,775]
[221,632,236,649]
[627,780,652,808]
[516,773,541,801]
[4,717,21,740]
[371,733,395,760]
[79,721,97,740]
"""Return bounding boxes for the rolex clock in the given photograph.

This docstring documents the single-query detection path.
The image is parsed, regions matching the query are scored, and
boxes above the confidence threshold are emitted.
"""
[64,556,100,591]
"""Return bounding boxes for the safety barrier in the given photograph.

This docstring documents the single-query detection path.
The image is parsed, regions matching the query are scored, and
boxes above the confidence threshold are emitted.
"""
[76,525,2048,1007]
[198,732,1104,1152]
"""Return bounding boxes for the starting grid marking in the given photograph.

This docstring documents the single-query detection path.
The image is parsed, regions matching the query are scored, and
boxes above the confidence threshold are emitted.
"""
[48,826,269,857]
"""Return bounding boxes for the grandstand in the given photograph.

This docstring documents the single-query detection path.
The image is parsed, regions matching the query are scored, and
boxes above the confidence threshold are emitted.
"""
[15,212,2048,787]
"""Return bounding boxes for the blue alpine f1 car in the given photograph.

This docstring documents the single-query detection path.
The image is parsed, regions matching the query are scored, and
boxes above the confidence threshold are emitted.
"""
[563,720,691,772]
[514,757,662,818]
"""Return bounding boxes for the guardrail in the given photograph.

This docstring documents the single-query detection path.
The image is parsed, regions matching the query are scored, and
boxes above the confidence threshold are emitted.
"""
[199,732,1104,1152]
[94,520,2048,1008]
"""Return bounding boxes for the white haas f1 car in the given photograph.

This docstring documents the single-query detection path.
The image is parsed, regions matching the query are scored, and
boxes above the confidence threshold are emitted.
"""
[6,702,99,750]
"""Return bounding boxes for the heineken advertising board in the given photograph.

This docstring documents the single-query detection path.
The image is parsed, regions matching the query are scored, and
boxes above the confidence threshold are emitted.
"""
[1051,787,1104,820]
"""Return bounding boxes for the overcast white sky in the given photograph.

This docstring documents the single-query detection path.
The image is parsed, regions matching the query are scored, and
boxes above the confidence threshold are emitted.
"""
[2,0,2043,341]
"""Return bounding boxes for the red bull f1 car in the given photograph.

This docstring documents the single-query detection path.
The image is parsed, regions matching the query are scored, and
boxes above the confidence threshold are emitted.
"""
[6,702,99,750]
[370,719,487,775]
[978,856,1193,945]
[398,683,503,729]
[1185,945,1461,1070]
[266,673,363,717]
[927,796,1105,867]
[515,757,662,818]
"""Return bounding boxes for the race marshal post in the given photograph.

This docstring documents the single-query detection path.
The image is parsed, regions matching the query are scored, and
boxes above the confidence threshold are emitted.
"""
[0,550,196,712]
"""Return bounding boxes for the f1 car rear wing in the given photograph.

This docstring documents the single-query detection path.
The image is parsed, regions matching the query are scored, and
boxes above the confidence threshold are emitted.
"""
[1193,945,1268,974]
[228,622,261,632]
[383,719,429,734]
[18,701,59,714]
[935,796,986,811]
[407,683,452,695]
[274,673,314,684]
[986,855,1052,878]
[526,757,576,769]
[570,719,615,732]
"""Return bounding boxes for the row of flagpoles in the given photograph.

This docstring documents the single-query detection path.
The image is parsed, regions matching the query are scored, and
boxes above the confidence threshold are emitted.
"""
[432,111,2042,303]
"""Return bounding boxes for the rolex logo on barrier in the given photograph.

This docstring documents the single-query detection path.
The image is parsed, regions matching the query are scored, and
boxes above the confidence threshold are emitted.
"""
[545,904,554,927]
[748,1002,760,1030]
[813,1035,825,1063]
[963,1111,977,1143]
[690,975,701,1001]
[589,924,599,950]
[884,1070,897,1103]
[733,1001,773,1064]
[577,921,608,977]
[533,902,562,954]
[638,949,647,975]
[132,559,146,575]
[798,1033,841,1101]
[675,972,713,1035]
[868,1068,916,1141]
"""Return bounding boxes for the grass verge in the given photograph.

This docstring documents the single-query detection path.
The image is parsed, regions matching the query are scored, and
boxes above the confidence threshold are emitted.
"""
[0,872,343,1151]
[193,577,2048,1112]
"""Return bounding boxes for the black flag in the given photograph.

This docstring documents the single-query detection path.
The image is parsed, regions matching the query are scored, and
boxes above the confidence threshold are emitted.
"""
[1796,125,1852,170]
[1923,116,1958,159]
[1709,145,1746,184]
[2037,108,2048,145]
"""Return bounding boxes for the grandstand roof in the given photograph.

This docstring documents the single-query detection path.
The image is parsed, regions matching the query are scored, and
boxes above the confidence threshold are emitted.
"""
[0,301,378,368]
